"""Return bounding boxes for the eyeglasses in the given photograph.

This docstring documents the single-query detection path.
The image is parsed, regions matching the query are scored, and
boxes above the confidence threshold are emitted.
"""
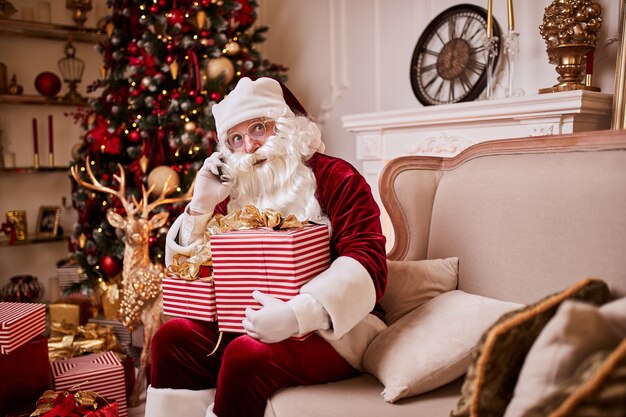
[226,120,273,150]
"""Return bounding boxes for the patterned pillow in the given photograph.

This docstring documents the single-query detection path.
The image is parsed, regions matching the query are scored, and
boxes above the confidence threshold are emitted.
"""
[450,278,610,417]
[522,339,626,417]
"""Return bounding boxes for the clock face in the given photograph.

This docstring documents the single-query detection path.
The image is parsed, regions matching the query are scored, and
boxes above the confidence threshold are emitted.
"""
[410,4,501,106]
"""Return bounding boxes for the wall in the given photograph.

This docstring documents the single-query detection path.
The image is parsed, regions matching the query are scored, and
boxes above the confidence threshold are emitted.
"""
[0,0,106,299]
[257,0,621,167]
[0,0,620,298]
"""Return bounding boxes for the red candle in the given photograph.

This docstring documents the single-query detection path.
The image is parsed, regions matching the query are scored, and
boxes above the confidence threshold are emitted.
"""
[585,50,594,75]
[32,118,39,154]
[48,114,54,154]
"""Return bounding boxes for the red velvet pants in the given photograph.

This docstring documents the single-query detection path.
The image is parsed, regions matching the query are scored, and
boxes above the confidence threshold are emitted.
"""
[150,318,358,417]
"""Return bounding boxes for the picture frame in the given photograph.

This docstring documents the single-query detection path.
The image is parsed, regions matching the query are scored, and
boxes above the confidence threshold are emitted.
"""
[36,205,61,239]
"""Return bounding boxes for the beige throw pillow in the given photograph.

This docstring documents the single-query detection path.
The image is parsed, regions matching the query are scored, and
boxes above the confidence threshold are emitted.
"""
[383,257,459,325]
[503,297,626,417]
[364,290,522,403]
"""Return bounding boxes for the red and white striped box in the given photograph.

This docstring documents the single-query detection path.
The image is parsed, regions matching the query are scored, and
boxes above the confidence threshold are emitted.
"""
[162,277,217,322]
[210,225,330,333]
[0,302,46,354]
[51,351,127,417]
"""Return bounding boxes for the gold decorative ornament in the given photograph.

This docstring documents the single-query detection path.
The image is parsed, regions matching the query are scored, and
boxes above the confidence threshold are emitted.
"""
[66,0,92,28]
[58,41,86,101]
[206,56,235,84]
[5,210,27,240]
[539,0,603,94]
[223,40,241,56]
[147,165,180,196]
[184,121,197,133]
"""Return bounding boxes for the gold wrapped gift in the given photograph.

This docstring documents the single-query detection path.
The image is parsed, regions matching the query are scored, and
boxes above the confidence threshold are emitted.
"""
[48,321,122,362]
[49,303,81,326]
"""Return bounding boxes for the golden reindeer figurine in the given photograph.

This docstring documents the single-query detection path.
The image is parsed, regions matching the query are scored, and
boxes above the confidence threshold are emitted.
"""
[71,157,193,407]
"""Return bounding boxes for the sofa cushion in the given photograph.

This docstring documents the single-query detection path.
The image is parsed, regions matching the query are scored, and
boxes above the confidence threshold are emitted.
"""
[504,297,626,417]
[383,257,459,325]
[363,290,522,403]
[451,278,610,417]
[264,373,463,417]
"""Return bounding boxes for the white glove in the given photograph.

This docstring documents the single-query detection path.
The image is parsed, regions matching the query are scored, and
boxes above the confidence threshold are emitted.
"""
[188,152,232,215]
[242,291,300,343]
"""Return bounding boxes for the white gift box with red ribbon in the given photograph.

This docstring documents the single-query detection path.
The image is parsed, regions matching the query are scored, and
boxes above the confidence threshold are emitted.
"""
[51,350,127,417]
[0,302,46,354]
[210,225,330,333]
[162,277,217,322]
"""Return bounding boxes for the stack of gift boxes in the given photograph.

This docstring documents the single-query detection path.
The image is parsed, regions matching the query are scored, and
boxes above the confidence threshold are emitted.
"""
[163,225,330,336]
[0,300,129,417]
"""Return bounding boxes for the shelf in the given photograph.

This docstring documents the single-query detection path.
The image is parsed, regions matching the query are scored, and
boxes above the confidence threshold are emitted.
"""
[0,166,69,174]
[0,19,102,44]
[0,94,89,106]
[0,235,68,247]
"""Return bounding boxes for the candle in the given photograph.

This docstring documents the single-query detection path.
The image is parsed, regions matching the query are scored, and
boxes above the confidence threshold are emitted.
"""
[32,118,39,154]
[48,114,54,154]
[507,0,515,32]
[487,0,493,38]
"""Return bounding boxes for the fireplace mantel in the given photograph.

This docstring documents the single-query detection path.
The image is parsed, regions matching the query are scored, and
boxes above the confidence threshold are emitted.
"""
[342,90,613,246]
[343,90,612,202]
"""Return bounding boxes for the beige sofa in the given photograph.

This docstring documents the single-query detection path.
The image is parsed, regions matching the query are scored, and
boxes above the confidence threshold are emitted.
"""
[264,129,626,417]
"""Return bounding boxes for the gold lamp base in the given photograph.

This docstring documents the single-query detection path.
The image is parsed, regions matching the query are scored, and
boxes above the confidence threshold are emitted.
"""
[539,44,601,94]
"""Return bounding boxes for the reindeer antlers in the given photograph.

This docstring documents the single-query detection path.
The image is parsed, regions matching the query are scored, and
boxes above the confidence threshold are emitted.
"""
[70,156,194,217]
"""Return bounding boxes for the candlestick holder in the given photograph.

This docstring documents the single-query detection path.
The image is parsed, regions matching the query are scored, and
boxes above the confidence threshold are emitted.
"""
[48,153,54,167]
[34,152,40,168]
[482,35,499,100]
[502,31,520,97]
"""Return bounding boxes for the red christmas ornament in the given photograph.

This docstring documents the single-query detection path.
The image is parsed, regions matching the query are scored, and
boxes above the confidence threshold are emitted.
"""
[100,255,121,276]
[149,4,159,13]
[195,96,204,105]
[128,130,141,143]
[167,9,185,26]
[210,91,222,101]
[34,72,62,97]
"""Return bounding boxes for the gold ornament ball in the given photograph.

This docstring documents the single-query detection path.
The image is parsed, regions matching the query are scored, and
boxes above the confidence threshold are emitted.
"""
[206,57,235,84]
[223,41,241,56]
[148,165,180,196]
[184,121,197,133]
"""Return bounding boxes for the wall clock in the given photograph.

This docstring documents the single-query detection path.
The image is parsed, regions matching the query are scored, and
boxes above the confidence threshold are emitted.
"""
[410,4,501,106]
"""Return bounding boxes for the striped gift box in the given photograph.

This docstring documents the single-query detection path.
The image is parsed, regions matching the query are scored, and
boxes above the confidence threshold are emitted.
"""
[162,277,217,322]
[51,351,127,417]
[87,316,133,346]
[210,225,330,333]
[0,302,46,354]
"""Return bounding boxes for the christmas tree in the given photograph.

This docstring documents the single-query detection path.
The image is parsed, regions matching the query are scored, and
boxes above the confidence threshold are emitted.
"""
[70,0,287,287]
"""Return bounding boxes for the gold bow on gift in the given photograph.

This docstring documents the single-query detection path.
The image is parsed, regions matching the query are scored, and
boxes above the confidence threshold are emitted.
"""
[168,205,308,281]
[47,322,122,362]
[30,389,108,416]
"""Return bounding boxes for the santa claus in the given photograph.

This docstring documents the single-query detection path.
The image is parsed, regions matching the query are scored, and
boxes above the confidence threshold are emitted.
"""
[146,77,387,417]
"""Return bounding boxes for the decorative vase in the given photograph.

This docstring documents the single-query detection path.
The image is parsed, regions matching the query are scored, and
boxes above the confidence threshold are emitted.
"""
[1,275,44,302]
[538,0,603,94]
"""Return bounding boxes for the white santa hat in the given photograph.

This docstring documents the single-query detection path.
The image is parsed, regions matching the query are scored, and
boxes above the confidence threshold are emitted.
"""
[212,77,325,155]
[212,77,294,141]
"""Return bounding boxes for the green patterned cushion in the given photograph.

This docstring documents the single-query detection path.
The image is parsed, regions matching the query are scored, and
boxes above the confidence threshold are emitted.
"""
[450,278,610,417]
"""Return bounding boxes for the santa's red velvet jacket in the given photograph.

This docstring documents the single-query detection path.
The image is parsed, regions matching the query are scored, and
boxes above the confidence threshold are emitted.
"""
[166,152,388,370]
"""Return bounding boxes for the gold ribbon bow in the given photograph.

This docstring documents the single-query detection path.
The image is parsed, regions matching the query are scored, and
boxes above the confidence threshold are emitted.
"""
[167,205,308,281]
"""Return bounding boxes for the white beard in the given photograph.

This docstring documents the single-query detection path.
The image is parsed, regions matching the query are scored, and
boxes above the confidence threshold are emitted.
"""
[222,135,326,224]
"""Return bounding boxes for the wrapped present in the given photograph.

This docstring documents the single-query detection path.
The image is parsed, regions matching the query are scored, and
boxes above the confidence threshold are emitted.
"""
[210,225,330,333]
[47,321,122,362]
[162,276,217,322]
[0,334,51,415]
[51,351,127,417]
[29,390,118,417]
[87,316,132,348]
[49,303,82,326]
[0,302,46,354]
